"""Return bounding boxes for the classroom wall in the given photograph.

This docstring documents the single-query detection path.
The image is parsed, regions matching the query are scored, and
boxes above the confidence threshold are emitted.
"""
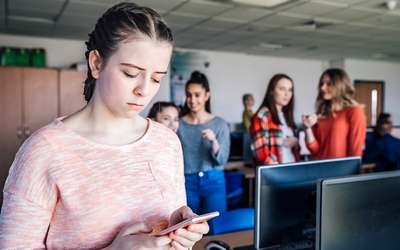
[2,33,400,124]
[0,33,85,68]
[189,49,324,124]
[345,59,400,125]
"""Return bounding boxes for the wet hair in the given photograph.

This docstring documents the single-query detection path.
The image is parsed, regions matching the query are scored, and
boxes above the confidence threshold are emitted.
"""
[242,93,253,105]
[147,101,179,120]
[181,71,211,116]
[83,2,173,102]
[316,68,357,116]
[374,113,392,135]
[257,73,296,129]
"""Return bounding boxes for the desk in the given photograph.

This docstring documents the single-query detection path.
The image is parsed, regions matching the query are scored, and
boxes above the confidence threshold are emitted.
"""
[193,230,253,250]
[224,161,255,207]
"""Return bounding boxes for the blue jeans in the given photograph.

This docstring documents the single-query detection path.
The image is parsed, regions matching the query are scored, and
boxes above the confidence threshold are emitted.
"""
[185,169,227,215]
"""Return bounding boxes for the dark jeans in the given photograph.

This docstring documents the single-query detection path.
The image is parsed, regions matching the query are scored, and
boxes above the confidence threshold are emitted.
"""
[185,169,227,214]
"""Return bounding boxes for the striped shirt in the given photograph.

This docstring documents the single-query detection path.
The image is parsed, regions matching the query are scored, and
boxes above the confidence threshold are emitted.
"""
[0,118,186,249]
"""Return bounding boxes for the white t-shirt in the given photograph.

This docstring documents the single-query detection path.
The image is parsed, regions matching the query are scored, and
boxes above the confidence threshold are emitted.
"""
[278,112,295,163]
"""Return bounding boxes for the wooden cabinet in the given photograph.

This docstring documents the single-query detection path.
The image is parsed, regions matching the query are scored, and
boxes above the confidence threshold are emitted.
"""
[23,68,59,136]
[0,68,23,204]
[0,67,86,204]
[59,69,87,117]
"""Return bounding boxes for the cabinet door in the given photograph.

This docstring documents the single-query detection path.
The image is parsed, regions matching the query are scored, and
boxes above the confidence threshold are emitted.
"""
[0,67,23,203]
[23,68,58,137]
[59,70,87,117]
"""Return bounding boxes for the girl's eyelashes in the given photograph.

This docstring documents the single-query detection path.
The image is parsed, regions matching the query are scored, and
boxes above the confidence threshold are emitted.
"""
[123,71,139,78]
[152,78,161,83]
[123,69,163,83]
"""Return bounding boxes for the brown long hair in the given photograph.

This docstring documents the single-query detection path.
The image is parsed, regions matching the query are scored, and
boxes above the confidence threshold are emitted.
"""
[316,68,357,116]
[257,73,296,128]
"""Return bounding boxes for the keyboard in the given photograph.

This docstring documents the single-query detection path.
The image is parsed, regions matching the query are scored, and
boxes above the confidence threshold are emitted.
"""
[266,240,314,250]
[234,240,314,250]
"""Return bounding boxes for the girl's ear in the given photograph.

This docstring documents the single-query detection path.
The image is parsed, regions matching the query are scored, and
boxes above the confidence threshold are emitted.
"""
[88,50,102,79]
[205,91,211,101]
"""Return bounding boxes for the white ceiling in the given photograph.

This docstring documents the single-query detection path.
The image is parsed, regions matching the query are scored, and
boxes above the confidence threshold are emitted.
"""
[1,0,400,62]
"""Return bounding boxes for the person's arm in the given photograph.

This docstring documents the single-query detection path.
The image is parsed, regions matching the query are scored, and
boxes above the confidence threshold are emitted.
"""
[302,114,320,155]
[243,111,251,131]
[249,113,277,165]
[362,133,379,163]
[175,137,187,207]
[305,127,320,154]
[0,135,57,249]
[210,121,231,166]
[347,106,367,156]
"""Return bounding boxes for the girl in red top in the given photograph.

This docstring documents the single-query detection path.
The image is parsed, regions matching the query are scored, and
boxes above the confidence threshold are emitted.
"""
[250,74,300,165]
[302,68,366,160]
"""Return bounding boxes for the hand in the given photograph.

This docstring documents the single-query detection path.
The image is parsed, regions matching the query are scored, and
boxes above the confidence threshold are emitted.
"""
[282,136,298,148]
[106,222,171,250]
[168,206,210,249]
[201,129,217,143]
[302,114,318,128]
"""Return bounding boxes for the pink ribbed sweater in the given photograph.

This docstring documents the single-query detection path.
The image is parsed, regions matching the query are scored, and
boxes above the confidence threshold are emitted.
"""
[0,118,186,249]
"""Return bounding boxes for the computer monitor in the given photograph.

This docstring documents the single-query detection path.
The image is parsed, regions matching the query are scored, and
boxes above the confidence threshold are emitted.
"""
[255,157,361,249]
[229,130,244,161]
[316,171,400,250]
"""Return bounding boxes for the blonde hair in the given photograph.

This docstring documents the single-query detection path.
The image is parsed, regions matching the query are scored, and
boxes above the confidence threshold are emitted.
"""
[316,68,357,116]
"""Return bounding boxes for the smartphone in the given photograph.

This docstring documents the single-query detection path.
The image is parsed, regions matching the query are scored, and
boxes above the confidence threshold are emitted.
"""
[150,211,220,236]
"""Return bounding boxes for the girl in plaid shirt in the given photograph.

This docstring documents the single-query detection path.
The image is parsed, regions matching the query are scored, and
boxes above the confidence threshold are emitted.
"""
[250,74,300,165]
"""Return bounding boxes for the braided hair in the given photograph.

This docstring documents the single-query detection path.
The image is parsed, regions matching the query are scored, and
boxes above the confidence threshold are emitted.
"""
[84,2,173,102]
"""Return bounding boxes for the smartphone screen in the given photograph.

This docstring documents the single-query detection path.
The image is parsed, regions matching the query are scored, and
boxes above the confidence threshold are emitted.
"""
[150,211,220,236]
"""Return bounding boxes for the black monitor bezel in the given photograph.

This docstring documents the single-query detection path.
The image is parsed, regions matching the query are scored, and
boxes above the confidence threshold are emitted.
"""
[255,156,361,249]
[316,170,400,250]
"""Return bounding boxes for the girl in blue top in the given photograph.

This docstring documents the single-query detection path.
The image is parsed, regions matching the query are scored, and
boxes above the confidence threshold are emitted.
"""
[177,71,231,215]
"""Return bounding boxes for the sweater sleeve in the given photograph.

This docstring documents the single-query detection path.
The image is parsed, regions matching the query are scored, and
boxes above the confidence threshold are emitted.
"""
[0,133,57,249]
[211,120,231,166]
[347,106,367,156]
[249,113,277,165]
[175,139,187,208]
[306,125,320,156]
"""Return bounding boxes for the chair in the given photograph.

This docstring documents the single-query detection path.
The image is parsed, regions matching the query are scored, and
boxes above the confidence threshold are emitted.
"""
[208,208,254,235]
[225,171,245,209]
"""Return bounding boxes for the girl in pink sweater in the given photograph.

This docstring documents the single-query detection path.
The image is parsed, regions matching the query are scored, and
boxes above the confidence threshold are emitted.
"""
[0,2,208,249]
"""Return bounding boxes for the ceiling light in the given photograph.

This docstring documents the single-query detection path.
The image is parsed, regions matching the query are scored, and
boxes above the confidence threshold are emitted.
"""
[291,19,334,31]
[386,0,398,10]
[371,53,388,59]
[8,15,54,24]
[232,0,293,8]
[259,42,284,50]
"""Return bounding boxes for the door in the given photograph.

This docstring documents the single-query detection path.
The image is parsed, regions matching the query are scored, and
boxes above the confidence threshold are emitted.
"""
[354,81,384,127]
[0,67,23,204]
[59,69,87,117]
[23,68,58,138]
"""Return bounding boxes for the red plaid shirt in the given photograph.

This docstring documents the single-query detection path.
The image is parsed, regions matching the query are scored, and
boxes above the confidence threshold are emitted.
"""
[250,107,299,165]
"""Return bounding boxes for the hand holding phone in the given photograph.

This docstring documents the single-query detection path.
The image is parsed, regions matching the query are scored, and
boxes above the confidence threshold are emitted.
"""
[150,211,219,236]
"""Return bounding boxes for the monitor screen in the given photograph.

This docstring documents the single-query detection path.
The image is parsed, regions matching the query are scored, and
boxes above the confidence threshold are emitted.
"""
[229,131,244,161]
[317,171,400,250]
[255,157,361,249]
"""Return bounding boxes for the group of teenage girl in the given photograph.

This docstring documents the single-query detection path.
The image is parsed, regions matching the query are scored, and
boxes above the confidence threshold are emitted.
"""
[250,68,366,166]
[0,2,366,249]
